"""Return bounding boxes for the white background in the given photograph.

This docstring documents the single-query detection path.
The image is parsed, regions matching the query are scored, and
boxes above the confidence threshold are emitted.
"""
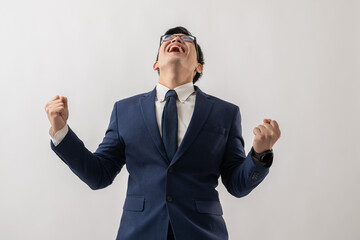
[1,0,359,239]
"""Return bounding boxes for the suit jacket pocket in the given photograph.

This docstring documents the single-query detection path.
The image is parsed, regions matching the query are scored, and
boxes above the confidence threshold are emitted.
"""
[195,200,223,216]
[201,124,227,135]
[123,196,145,212]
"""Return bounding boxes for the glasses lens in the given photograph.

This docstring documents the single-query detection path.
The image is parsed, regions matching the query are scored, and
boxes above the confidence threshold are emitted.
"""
[180,35,194,42]
[162,35,174,42]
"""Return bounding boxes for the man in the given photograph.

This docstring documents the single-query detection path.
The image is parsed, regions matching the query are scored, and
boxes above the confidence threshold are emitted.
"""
[45,26,281,240]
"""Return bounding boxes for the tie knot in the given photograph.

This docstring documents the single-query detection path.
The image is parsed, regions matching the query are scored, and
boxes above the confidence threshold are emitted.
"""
[165,90,177,100]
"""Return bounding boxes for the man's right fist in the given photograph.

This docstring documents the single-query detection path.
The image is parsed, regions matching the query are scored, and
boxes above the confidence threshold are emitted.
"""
[45,95,69,135]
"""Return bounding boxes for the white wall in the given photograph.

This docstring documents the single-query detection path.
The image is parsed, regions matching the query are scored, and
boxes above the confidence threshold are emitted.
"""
[1,0,359,239]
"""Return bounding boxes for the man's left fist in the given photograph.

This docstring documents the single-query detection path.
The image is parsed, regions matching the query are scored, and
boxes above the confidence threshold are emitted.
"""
[253,119,281,154]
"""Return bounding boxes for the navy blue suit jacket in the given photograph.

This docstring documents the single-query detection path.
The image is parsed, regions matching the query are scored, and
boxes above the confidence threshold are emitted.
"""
[51,86,270,240]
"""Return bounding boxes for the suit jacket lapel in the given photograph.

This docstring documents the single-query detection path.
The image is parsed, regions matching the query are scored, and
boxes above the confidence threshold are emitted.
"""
[140,87,169,163]
[171,86,214,166]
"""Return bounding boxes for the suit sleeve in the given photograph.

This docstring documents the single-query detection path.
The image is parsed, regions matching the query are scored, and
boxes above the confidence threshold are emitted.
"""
[220,106,269,198]
[50,102,126,190]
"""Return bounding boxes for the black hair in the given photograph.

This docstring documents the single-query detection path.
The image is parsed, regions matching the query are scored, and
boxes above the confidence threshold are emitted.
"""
[156,26,204,84]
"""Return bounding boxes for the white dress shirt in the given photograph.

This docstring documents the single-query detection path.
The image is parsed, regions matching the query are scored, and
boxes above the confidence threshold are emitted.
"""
[155,82,196,147]
[50,82,196,148]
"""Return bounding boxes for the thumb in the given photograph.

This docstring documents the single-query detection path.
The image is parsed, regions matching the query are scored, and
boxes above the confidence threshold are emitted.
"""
[61,96,68,109]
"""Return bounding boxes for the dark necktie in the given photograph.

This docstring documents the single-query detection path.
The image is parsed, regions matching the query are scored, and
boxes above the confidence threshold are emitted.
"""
[162,90,178,161]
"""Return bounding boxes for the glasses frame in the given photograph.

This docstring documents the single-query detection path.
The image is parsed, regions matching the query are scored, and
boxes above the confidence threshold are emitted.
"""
[160,34,196,44]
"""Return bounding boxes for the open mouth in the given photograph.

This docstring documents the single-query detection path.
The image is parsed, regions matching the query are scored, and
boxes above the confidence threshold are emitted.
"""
[168,45,185,53]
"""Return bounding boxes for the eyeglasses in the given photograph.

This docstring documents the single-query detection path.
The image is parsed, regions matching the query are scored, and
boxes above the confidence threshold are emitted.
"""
[160,34,196,45]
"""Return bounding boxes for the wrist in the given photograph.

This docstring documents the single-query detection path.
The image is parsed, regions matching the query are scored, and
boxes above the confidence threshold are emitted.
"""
[50,122,66,135]
[50,124,69,147]
[251,147,273,167]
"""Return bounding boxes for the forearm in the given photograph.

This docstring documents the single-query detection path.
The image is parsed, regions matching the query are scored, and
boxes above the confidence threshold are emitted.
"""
[51,127,125,190]
[221,148,269,198]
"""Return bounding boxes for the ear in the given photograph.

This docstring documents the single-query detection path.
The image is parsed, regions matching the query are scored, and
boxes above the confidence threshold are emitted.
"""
[153,61,159,71]
[195,64,203,73]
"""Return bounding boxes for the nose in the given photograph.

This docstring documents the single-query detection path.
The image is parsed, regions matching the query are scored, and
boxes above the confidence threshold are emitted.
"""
[171,36,183,43]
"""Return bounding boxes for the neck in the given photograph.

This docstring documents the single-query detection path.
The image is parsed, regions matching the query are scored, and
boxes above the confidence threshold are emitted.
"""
[158,67,193,90]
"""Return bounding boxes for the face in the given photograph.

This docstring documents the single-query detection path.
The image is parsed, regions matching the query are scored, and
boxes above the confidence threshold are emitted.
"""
[153,34,203,77]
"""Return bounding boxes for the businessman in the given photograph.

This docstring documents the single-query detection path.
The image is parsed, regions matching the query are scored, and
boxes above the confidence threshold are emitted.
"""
[45,26,281,240]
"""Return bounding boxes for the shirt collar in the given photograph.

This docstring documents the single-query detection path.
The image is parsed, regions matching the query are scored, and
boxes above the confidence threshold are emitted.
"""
[156,82,195,103]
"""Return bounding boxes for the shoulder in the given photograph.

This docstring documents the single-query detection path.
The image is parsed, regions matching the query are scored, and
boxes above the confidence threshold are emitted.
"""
[114,88,155,106]
[196,86,239,112]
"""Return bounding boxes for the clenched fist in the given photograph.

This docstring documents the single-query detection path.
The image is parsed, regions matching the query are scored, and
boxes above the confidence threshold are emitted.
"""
[253,119,281,154]
[44,95,69,135]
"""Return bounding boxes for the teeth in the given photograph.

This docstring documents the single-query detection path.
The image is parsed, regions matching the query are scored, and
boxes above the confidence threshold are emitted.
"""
[169,46,184,53]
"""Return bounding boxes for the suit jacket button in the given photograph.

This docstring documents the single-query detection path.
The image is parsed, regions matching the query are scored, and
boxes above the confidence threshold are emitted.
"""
[168,166,174,173]
[167,196,173,202]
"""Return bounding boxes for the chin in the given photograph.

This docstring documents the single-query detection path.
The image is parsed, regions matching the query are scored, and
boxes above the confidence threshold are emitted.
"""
[164,58,184,66]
